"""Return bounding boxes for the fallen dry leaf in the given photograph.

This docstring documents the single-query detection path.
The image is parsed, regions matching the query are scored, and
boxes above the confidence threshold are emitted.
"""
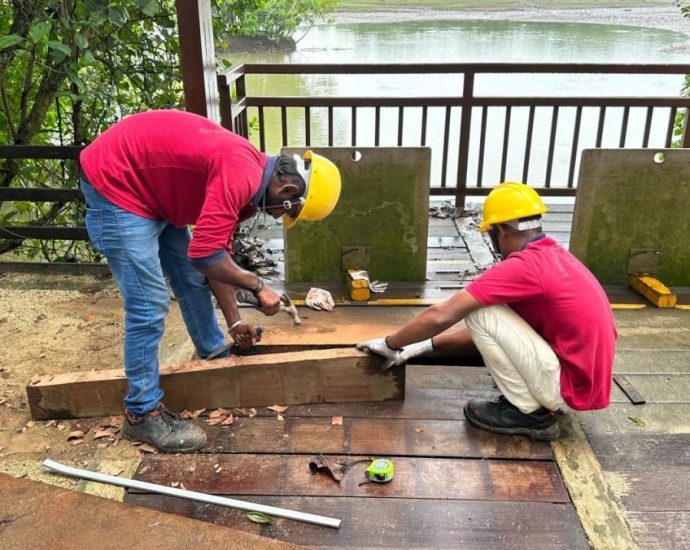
[248,408,257,417]
[108,416,123,429]
[67,430,85,441]
[207,416,225,426]
[100,465,123,476]
[138,443,159,453]
[221,414,235,426]
[414,426,424,433]
[267,405,289,413]
[331,416,343,426]
[29,375,41,385]
[209,408,229,419]
[69,438,84,446]
[276,413,284,422]
[170,481,180,487]
[93,429,115,440]
[45,420,57,428]
[139,464,151,474]
[96,443,109,449]
[25,421,36,429]
[57,423,66,431]
[83,313,97,323]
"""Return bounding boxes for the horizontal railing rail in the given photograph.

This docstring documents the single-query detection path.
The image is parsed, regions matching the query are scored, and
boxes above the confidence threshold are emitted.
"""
[218,62,690,205]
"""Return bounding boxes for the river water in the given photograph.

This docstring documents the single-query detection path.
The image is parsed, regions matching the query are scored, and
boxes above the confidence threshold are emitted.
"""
[230,18,689,187]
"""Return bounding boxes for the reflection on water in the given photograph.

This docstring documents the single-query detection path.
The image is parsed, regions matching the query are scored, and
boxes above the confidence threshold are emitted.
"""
[226,19,689,187]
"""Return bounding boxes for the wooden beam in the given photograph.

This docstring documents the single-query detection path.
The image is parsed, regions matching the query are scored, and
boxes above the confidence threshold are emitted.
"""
[175,0,220,122]
[26,348,403,420]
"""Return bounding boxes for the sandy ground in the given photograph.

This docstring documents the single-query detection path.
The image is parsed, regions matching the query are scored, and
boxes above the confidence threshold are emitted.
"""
[0,273,194,491]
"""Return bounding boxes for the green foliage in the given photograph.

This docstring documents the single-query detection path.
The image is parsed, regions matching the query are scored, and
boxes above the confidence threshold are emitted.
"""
[0,0,183,261]
[675,1,690,147]
[213,0,338,45]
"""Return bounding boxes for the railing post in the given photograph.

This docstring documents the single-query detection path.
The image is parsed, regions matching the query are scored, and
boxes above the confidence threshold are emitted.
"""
[236,73,249,138]
[217,74,233,131]
[455,71,474,208]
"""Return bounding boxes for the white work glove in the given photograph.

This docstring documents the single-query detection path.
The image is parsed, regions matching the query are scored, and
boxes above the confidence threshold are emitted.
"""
[357,338,435,371]
[305,287,335,311]
[356,338,400,370]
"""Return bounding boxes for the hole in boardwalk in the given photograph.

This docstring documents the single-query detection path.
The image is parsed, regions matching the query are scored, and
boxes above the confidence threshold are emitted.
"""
[351,150,362,162]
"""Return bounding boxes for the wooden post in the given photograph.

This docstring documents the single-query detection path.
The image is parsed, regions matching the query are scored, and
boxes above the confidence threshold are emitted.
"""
[175,0,220,122]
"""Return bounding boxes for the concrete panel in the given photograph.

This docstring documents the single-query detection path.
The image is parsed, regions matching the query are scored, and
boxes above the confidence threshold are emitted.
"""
[283,147,431,282]
[571,149,690,285]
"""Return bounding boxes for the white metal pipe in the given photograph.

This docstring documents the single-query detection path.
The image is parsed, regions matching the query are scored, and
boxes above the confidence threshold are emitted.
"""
[43,458,341,529]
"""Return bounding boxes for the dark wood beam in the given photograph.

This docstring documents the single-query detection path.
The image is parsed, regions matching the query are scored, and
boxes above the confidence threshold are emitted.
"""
[175,0,220,121]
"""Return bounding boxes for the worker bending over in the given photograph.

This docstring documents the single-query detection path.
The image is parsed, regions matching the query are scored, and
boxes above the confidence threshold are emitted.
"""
[359,182,616,441]
[80,110,341,453]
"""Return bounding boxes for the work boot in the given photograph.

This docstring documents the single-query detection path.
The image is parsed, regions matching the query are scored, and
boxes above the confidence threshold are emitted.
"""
[121,403,207,453]
[464,395,561,441]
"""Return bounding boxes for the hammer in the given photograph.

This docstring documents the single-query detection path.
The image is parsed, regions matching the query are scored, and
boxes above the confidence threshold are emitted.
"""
[236,290,302,325]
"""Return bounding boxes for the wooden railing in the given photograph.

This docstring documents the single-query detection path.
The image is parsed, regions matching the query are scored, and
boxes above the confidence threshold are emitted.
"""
[218,63,690,205]
[2,63,690,270]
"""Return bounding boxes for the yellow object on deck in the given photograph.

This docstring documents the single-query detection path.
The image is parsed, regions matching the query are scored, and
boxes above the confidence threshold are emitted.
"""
[347,269,371,301]
[628,274,677,308]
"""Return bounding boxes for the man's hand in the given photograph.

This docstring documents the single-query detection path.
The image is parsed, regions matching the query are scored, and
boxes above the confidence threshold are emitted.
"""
[356,337,400,370]
[230,322,263,350]
[256,285,281,315]
[357,337,435,371]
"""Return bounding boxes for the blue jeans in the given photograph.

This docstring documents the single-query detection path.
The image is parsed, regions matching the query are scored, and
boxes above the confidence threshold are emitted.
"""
[81,179,226,415]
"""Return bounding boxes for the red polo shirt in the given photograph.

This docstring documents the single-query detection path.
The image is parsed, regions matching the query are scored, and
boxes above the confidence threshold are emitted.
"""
[466,236,617,411]
[80,110,269,262]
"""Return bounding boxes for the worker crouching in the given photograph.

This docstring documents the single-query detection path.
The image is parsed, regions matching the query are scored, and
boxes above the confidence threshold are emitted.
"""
[358,182,617,441]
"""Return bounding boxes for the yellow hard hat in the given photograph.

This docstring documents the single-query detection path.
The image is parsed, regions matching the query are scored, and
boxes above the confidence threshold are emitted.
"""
[284,151,341,229]
[478,181,548,232]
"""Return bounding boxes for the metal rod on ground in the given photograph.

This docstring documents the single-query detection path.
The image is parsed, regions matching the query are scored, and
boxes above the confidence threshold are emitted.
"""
[42,459,341,529]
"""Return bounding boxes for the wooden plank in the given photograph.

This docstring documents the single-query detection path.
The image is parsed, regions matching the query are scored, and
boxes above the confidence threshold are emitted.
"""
[202,417,553,459]
[629,511,690,550]
[613,471,690,512]
[587,433,690,470]
[0,226,88,240]
[613,374,646,405]
[0,473,298,550]
[249,386,498,420]
[126,495,589,549]
[455,216,496,270]
[26,348,402,420]
[131,454,569,503]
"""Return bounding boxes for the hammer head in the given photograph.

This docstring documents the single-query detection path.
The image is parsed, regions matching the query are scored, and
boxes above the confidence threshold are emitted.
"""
[280,293,302,325]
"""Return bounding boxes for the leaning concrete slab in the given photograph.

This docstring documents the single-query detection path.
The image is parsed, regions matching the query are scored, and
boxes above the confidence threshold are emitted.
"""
[571,149,690,285]
[26,348,402,420]
[283,147,431,282]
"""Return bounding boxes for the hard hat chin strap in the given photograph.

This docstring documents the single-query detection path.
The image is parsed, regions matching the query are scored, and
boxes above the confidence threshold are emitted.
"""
[261,196,305,212]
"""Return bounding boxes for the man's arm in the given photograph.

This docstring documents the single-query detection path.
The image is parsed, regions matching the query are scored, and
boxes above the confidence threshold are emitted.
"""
[386,289,483,349]
[198,255,280,315]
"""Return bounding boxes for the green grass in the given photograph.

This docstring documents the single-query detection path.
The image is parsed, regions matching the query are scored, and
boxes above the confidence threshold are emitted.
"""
[336,0,671,10]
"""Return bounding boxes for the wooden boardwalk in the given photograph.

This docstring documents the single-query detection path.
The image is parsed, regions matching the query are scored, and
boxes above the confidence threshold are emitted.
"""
[124,200,689,548]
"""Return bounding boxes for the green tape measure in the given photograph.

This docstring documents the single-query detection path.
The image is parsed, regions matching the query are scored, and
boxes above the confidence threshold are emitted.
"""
[365,458,394,483]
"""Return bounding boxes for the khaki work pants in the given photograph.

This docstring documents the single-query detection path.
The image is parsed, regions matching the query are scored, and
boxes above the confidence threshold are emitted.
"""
[465,305,568,414]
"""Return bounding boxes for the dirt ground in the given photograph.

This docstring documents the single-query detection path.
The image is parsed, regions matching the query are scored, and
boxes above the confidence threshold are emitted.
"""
[0,272,194,490]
